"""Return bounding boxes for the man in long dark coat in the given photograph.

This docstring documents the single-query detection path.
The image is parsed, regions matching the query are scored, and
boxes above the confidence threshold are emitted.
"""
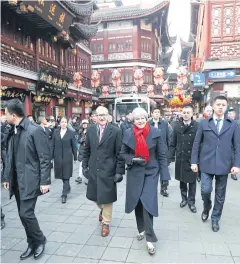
[169,105,198,213]
[82,106,125,237]
[149,108,172,197]
[3,99,51,260]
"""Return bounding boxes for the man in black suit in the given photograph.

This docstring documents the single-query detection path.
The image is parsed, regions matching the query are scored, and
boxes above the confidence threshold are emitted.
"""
[3,99,51,260]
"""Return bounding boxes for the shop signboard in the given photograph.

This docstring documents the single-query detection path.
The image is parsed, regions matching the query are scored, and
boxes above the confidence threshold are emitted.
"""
[208,70,236,80]
[193,73,206,87]
[66,89,92,101]
[22,0,74,32]
[39,71,69,94]
[0,74,36,90]
[0,88,27,102]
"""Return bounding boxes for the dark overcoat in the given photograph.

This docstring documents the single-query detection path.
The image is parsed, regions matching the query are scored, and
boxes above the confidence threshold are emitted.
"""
[82,124,125,204]
[52,129,77,180]
[4,118,51,200]
[191,117,240,175]
[121,127,171,217]
[169,121,199,183]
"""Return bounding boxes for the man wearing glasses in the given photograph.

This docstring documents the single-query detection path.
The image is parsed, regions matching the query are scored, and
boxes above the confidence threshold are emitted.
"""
[169,104,199,213]
[82,106,125,237]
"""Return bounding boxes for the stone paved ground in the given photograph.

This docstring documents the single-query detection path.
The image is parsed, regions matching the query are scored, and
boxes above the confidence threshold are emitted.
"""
[1,163,240,263]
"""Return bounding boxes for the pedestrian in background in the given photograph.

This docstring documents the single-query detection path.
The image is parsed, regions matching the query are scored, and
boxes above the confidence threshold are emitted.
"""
[191,96,240,232]
[76,119,89,184]
[121,107,170,255]
[3,99,51,260]
[52,117,77,203]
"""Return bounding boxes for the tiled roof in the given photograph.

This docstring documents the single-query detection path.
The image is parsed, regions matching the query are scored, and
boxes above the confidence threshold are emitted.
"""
[92,0,169,22]
[63,0,96,16]
[70,22,99,40]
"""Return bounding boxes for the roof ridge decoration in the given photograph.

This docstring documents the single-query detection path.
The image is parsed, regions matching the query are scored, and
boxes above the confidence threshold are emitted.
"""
[64,0,94,16]
[70,21,100,40]
[92,0,169,22]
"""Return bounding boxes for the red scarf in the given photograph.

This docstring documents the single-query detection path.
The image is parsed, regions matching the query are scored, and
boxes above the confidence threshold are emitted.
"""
[133,123,150,162]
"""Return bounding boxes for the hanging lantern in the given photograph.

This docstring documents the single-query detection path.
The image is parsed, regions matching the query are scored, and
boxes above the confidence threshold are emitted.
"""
[75,101,80,106]
[72,48,77,55]
[20,2,28,13]
[8,0,17,6]
[58,99,64,105]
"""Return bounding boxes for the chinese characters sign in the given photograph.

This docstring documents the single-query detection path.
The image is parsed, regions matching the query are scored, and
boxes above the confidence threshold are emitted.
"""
[208,70,236,80]
[0,88,27,102]
[39,72,69,94]
[22,0,74,32]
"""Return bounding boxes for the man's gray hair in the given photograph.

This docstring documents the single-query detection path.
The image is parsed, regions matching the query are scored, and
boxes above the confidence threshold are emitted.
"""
[132,107,148,120]
[37,115,45,124]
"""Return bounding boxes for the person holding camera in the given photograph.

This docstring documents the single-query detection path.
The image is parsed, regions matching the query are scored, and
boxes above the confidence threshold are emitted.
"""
[82,106,125,237]
[121,107,170,256]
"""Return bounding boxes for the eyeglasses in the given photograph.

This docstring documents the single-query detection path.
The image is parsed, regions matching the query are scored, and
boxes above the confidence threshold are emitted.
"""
[97,114,107,117]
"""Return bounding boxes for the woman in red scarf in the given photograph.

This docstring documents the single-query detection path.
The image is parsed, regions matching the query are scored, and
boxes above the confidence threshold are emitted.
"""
[121,107,170,255]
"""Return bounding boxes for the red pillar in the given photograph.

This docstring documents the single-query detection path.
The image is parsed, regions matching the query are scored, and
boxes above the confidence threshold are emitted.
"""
[81,100,85,119]
[46,98,55,117]
[24,95,32,116]
[66,99,72,119]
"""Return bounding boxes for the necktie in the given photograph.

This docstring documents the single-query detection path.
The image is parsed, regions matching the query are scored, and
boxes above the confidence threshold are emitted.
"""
[215,119,221,134]
[99,126,104,142]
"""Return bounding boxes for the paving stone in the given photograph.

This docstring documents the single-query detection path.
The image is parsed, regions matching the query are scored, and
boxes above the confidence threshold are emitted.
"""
[20,254,51,263]
[57,223,79,233]
[73,257,99,263]
[171,252,206,263]
[108,237,133,249]
[205,254,234,263]
[80,204,97,211]
[78,245,106,260]
[179,241,205,254]
[101,247,129,262]
[228,243,240,257]
[47,231,72,243]
[233,257,240,263]
[66,232,90,245]
[73,210,92,217]
[155,229,179,241]
[55,243,83,257]
[203,242,231,256]
[66,216,86,225]
[44,241,62,255]
[1,237,22,250]
[46,255,75,263]
[0,249,8,256]
[75,224,98,234]
[1,250,21,263]
[114,227,137,238]
[86,235,112,247]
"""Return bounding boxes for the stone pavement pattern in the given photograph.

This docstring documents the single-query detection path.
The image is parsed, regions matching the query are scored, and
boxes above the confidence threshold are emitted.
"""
[1,164,240,263]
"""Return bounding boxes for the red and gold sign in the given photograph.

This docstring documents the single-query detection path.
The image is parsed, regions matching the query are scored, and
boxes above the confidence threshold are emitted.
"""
[73,72,83,89]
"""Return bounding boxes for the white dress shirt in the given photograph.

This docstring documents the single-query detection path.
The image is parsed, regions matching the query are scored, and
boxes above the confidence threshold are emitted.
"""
[60,128,67,139]
[213,115,224,133]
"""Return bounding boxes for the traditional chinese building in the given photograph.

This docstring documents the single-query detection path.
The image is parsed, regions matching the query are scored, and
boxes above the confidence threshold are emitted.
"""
[191,0,240,116]
[1,0,98,120]
[90,0,172,109]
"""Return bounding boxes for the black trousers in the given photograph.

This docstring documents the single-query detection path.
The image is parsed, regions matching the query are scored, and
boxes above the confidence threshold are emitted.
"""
[14,187,45,246]
[1,207,4,220]
[135,200,157,243]
[62,179,71,197]
[1,149,6,179]
[201,173,228,222]
[160,180,169,191]
[180,181,196,205]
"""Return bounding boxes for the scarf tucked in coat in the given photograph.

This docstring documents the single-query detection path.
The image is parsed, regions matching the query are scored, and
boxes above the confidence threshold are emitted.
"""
[133,123,150,162]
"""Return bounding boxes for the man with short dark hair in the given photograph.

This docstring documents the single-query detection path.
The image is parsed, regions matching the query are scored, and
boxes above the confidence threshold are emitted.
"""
[169,105,198,213]
[149,107,171,197]
[191,96,240,232]
[3,99,51,260]
[120,111,133,137]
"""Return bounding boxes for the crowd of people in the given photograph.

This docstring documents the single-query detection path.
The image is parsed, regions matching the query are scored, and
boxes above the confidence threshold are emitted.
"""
[1,96,240,259]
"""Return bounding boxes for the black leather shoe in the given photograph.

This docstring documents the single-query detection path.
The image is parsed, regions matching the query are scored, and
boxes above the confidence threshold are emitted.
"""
[1,219,5,230]
[20,246,35,260]
[231,174,237,181]
[197,176,201,182]
[62,196,67,203]
[34,243,45,260]
[212,222,220,232]
[180,200,187,208]
[160,190,169,197]
[189,204,197,213]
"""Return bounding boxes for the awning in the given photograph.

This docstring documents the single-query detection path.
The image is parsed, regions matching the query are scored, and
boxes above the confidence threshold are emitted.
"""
[203,60,240,71]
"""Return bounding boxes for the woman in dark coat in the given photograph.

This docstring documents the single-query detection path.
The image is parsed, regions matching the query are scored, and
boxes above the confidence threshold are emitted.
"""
[121,107,170,255]
[76,119,89,184]
[52,117,77,203]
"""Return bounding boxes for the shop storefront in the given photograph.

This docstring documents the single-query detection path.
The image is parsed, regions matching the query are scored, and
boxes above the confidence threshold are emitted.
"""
[0,73,36,115]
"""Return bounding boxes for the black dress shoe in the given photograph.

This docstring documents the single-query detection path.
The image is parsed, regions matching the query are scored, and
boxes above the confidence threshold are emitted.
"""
[212,222,220,232]
[180,200,187,208]
[20,246,35,260]
[197,176,201,182]
[160,190,169,197]
[188,204,197,213]
[62,196,67,203]
[34,243,45,260]
[231,174,237,181]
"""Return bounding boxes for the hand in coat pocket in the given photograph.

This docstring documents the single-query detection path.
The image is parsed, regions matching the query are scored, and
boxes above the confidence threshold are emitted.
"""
[114,173,123,183]
[82,168,90,179]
